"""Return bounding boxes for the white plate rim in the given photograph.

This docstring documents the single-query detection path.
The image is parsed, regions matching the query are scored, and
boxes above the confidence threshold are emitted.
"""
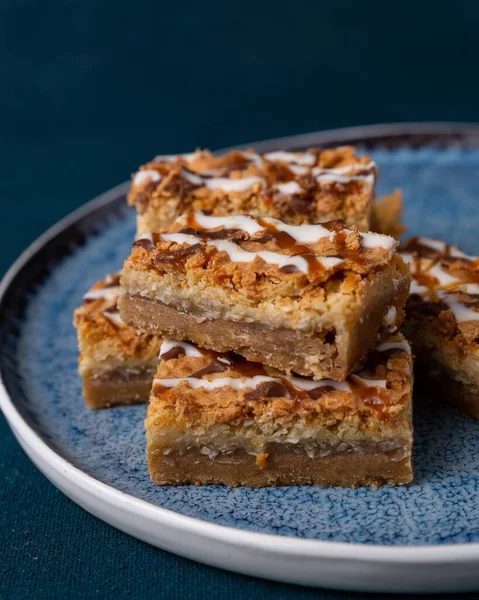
[2,123,479,593]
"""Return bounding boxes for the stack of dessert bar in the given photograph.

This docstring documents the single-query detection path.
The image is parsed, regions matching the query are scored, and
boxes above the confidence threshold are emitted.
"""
[78,146,479,489]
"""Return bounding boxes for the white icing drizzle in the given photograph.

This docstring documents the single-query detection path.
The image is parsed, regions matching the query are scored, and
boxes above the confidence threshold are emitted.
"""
[189,212,396,253]
[84,280,123,325]
[193,213,264,235]
[260,217,335,244]
[205,176,265,192]
[180,169,205,186]
[314,162,376,175]
[239,151,264,167]
[400,239,479,324]
[360,231,396,251]
[438,291,479,322]
[154,376,279,392]
[83,287,122,301]
[417,237,476,260]
[161,231,342,272]
[464,283,479,295]
[264,151,316,166]
[102,311,124,326]
[410,281,429,295]
[315,173,375,187]
[159,339,204,358]
[426,264,462,288]
[274,181,304,195]
[155,368,390,396]
[179,169,265,193]
[288,164,309,175]
[137,211,397,274]
[154,338,410,398]
[383,306,397,326]
[289,377,350,393]
[312,164,375,186]
[350,375,388,389]
[161,232,201,244]
[416,237,447,253]
[399,252,414,266]
[141,152,377,196]
[133,170,161,186]
[376,339,411,355]
[137,232,153,243]
[400,250,464,293]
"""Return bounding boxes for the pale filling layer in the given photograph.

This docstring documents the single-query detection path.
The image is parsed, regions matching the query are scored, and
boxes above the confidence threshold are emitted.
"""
[149,418,412,457]
[121,269,359,332]
[150,438,411,462]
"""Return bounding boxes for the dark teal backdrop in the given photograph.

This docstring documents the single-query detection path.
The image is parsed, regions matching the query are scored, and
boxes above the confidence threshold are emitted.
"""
[1,1,478,598]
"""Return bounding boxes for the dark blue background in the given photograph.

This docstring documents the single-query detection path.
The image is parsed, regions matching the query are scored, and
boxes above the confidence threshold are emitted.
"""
[1,1,478,598]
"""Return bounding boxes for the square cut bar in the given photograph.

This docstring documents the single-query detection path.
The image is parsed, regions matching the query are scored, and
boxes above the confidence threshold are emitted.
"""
[146,336,414,488]
[119,212,411,381]
[128,147,378,235]
[399,237,479,420]
[73,274,162,409]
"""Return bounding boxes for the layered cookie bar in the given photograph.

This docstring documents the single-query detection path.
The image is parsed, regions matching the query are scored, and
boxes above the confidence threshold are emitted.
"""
[146,335,413,488]
[73,274,161,409]
[128,147,378,235]
[400,237,479,420]
[119,212,411,380]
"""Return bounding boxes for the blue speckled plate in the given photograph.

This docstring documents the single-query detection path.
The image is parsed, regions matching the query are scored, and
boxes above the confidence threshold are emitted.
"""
[2,123,479,593]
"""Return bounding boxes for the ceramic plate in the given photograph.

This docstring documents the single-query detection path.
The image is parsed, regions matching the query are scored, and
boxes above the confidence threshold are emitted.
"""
[2,123,479,594]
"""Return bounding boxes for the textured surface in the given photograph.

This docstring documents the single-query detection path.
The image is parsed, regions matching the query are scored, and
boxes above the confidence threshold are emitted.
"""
[2,147,479,550]
[2,0,479,595]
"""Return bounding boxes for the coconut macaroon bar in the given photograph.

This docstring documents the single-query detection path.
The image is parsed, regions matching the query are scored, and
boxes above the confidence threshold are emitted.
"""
[399,237,479,420]
[128,147,378,235]
[73,274,162,409]
[146,335,413,488]
[119,212,411,381]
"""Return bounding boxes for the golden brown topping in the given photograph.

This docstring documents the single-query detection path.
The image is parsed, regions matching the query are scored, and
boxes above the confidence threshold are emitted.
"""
[128,147,378,230]
[73,276,161,361]
[128,212,398,293]
[401,237,479,329]
[151,335,412,427]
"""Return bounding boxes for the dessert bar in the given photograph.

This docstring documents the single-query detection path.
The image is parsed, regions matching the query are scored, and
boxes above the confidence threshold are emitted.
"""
[146,335,414,488]
[119,212,411,381]
[128,147,378,235]
[73,274,161,409]
[400,237,479,420]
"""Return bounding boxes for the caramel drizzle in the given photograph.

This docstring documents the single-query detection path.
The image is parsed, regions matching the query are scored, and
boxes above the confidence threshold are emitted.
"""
[155,338,408,408]
[104,274,121,287]
[134,212,394,276]
[82,275,123,327]
[134,151,376,192]
[254,217,343,275]
[400,237,479,321]
[133,232,161,251]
